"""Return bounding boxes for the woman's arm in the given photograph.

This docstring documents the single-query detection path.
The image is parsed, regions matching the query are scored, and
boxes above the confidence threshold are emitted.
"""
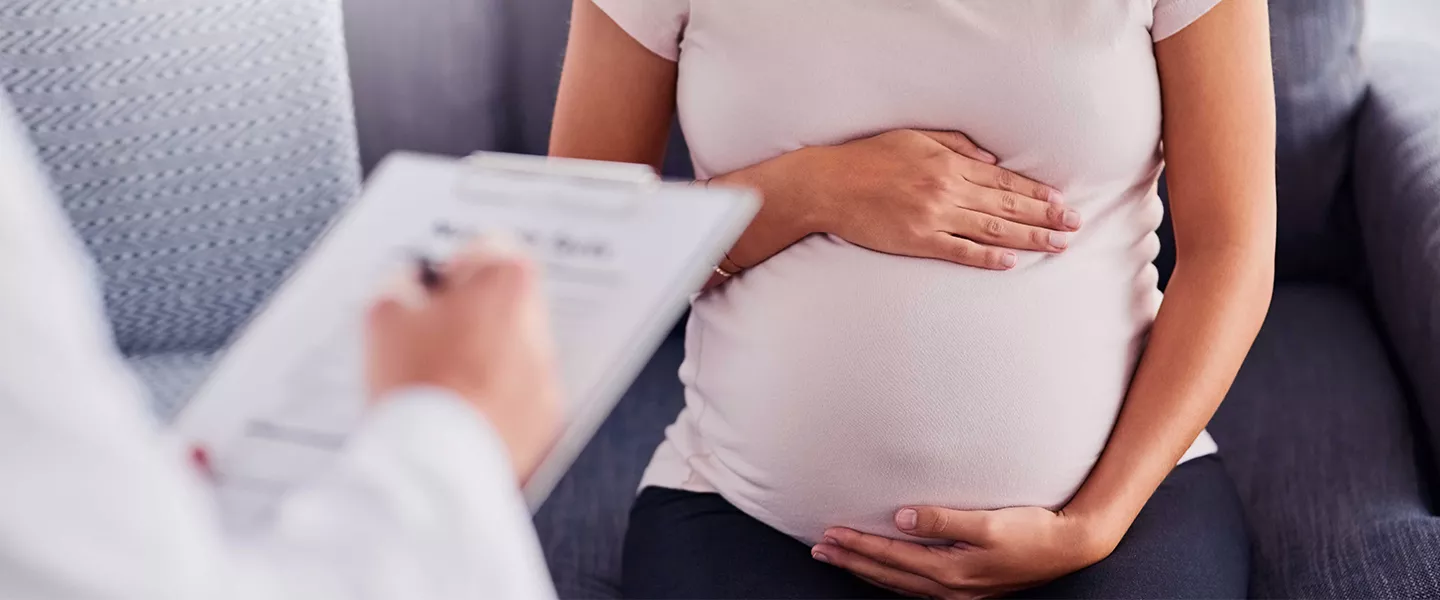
[551,0,1079,290]
[1064,0,1276,548]
[550,0,819,288]
[549,0,676,169]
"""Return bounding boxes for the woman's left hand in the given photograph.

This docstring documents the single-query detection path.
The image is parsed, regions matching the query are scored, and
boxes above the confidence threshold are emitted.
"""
[811,505,1121,599]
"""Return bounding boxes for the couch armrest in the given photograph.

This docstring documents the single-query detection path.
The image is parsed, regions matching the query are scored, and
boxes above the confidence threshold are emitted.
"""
[1355,40,1440,471]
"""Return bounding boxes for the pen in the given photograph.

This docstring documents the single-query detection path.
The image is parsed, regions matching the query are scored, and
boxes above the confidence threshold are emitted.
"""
[417,256,444,291]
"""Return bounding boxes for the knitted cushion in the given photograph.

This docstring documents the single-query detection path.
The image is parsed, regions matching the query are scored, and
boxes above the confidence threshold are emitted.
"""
[0,0,362,355]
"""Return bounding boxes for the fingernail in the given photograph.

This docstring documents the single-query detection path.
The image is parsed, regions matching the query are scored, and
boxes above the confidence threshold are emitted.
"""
[978,150,998,164]
[812,550,831,563]
[1048,191,1066,204]
[1063,209,1082,230]
[896,508,918,531]
[1001,252,1017,269]
[822,536,840,546]
[1049,232,1069,250]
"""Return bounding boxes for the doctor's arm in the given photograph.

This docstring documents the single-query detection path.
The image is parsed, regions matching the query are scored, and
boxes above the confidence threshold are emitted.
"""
[0,95,560,598]
[241,246,564,600]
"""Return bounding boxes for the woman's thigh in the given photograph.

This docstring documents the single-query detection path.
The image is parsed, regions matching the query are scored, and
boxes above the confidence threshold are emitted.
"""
[621,487,903,600]
[1015,455,1251,599]
[622,456,1248,600]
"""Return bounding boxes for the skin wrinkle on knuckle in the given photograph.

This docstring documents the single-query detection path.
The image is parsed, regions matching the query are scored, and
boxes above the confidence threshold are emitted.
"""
[950,242,970,262]
[996,168,1017,191]
[999,192,1020,215]
[983,217,1005,238]
[930,510,952,538]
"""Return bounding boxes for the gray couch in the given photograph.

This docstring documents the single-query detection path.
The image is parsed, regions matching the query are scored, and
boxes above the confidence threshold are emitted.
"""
[2,0,1437,598]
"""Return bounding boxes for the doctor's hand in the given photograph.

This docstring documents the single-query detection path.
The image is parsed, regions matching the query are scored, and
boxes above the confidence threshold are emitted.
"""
[812,505,1116,599]
[366,239,562,483]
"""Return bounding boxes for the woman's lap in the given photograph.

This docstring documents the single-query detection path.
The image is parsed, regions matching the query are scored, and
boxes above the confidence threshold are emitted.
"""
[621,455,1248,599]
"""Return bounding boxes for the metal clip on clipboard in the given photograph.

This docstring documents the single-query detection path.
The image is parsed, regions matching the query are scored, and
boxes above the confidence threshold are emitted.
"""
[455,152,662,216]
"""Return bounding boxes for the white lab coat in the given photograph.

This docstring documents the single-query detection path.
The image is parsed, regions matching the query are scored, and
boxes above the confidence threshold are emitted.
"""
[0,95,558,600]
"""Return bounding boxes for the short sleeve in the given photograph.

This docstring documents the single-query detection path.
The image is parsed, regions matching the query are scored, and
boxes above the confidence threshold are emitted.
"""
[591,0,690,61]
[1151,0,1224,42]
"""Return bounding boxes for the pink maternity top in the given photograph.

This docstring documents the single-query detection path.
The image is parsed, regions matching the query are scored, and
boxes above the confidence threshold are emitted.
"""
[595,0,1223,544]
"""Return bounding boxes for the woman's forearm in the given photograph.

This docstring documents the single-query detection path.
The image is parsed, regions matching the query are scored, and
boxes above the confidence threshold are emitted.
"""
[700,148,834,289]
[1065,247,1272,550]
[1065,0,1278,554]
[700,130,1071,290]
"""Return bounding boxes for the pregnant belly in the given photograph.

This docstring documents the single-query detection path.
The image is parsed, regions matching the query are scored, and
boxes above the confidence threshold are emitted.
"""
[676,235,1161,544]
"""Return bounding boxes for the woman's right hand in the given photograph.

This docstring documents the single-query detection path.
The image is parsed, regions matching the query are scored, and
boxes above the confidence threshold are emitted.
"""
[737,130,1081,271]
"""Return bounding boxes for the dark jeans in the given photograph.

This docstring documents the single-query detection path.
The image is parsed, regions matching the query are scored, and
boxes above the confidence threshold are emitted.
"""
[621,455,1248,599]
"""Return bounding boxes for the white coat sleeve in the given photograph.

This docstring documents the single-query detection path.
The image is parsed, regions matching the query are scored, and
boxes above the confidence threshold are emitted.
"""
[237,388,559,600]
[0,91,556,600]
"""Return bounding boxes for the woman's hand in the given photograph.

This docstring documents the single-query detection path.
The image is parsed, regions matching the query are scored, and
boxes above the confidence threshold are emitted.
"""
[725,129,1080,271]
[810,505,1119,599]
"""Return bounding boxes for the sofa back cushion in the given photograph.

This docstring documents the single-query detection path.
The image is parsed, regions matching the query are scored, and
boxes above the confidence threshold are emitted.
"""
[342,0,504,172]
[0,0,361,355]
[1268,0,1368,281]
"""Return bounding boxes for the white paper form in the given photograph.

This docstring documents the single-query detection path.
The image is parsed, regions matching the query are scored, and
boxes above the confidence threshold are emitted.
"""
[173,153,757,532]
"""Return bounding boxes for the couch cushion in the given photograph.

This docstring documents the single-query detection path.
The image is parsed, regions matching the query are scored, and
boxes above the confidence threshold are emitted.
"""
[1268,0,1368,280]
[1354,40,1440,494]
[341,0,503,172]
[1209,285,1440,598]
[0,0,362,356]
[533,328,686,600]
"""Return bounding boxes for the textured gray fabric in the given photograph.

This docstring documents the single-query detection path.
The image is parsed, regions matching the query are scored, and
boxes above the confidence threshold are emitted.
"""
[1355,40,1440,484]
[0,0,362,356]
[494,0,569,158]
[127,352,216,422]
[533,328,686,600]
[1268,0,1368,282]
[1209,286,1440,598]
[341,0,503,172]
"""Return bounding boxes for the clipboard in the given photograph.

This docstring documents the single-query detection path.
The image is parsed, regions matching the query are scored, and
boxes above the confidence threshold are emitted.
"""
[173,152,758,529]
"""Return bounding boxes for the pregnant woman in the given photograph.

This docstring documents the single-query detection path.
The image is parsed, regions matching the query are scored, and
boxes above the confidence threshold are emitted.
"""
[552,0,1276,597]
